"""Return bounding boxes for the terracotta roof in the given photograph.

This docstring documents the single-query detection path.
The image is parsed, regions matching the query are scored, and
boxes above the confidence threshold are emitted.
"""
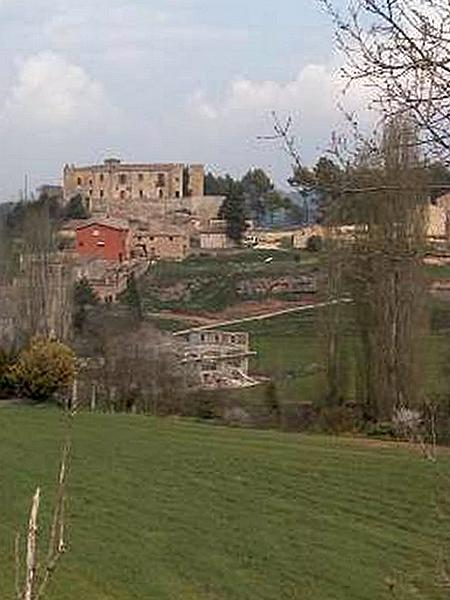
[75,217,130,231]
[60,219,89,231]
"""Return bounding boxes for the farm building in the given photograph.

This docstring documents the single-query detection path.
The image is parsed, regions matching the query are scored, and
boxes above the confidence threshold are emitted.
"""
[75,218,131,262]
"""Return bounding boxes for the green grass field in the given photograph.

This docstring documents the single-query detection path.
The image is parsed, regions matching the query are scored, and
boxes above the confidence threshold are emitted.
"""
[0,408,449,599]
[212,300,450,412]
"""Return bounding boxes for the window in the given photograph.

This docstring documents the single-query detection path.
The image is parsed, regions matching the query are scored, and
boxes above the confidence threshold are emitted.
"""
[78,241,84,247]
[89,179,93,186]
[93,229,99,237]
[159,189,164,198]
[175,190,180,198]
[97,241,105,247]
[120,190,126,199]
[119,173,127,185]
[169,236,174,242]
[100,189,104,198]
[139,190,144,199]
[138,173,144,182]
[157,173,165,187]
[149,236,155,241]
[99,174,104,183]
[77,177,82,186]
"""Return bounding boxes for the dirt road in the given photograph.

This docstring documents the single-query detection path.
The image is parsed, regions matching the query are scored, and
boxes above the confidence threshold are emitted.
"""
[172,299,352,336]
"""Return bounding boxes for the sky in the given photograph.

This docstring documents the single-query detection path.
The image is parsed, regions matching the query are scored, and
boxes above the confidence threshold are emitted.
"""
[0,0,366,200]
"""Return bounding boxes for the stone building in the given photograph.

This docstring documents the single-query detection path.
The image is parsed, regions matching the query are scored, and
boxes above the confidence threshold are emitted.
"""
[133,223,190,261]
[177,329,258,389]
[199,221,234,250]
[74,257,149,303]
[63,159,204,214]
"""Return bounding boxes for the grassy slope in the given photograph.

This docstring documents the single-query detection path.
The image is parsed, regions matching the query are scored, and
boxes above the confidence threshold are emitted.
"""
[0,408,448,599]
[138,250,319,313]
[217,301,450,409]
[140,256,450,408]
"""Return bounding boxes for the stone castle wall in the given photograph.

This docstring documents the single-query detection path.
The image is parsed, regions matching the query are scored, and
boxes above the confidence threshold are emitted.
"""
[63,159,205,215]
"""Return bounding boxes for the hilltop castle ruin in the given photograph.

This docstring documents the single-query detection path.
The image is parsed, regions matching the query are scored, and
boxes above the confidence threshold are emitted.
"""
[63,159,211,221]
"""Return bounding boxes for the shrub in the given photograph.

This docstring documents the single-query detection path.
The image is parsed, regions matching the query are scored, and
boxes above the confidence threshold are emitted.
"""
[0,350,16,398]
[9,337,75,402]
[317,406,355,434]
[264,381,281,424]
[306,235,323,252]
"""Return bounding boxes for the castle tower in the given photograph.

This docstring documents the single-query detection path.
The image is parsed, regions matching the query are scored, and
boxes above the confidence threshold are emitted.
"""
[188,164,205,197]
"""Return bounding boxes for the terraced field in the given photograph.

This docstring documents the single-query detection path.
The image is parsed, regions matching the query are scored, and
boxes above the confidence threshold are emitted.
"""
[0,408,448,599]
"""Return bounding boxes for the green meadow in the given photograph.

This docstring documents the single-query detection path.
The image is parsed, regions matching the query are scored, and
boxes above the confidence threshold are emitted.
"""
[0,408,448,599]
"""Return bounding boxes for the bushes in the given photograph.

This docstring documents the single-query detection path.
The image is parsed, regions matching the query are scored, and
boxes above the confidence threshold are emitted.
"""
[7,337,75,402]
[0,350,16,398]
[306,235,323,252]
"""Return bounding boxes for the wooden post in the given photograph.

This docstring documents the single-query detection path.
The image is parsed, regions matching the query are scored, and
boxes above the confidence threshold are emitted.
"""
[24,488,40,600]
[90,384,97,412]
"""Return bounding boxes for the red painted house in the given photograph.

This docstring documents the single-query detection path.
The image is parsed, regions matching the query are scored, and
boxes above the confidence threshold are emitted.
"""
[75,218,131,262]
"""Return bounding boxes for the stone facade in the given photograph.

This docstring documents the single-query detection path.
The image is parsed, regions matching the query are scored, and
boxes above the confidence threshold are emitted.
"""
[74,257,149,303]
[178,330,258,389]
[200,221,234,250]
[133,224,190,261]
[63,159,204,215]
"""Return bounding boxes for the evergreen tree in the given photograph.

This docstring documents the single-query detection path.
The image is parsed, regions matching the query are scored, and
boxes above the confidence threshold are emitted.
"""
[64,194,89,220]
[123,273,143,322]
[218,181,247,243]
[73,278,99,332]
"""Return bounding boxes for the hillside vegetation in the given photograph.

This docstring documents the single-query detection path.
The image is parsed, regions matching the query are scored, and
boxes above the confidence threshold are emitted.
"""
[0,408,448,599]
[137,250,320,313]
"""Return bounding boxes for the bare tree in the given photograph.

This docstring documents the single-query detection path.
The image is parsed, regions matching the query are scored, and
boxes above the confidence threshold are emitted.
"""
[19,201,73,343]
[321,0,450,163]
[346,117,429,420]
[78,321,195,415]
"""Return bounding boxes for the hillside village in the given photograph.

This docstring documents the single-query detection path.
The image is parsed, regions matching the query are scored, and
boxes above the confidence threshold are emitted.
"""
[3,156,450,400]
[6,1,450,598]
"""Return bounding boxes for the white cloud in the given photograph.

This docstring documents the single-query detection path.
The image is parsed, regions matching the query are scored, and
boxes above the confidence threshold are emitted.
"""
[184,64,373,182]
[2,51,115,128]
[190,64,368,125]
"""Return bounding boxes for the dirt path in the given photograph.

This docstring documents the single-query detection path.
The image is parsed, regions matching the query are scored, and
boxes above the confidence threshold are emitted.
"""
[172,299,352,336]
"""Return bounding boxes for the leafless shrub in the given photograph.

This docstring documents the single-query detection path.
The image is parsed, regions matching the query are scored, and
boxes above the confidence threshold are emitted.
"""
[393,403,437,461]
[15,442,69,600]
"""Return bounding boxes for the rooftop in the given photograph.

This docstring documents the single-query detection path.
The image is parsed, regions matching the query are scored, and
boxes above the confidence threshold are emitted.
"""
[65,159,187,173]
[75,217,130,231]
